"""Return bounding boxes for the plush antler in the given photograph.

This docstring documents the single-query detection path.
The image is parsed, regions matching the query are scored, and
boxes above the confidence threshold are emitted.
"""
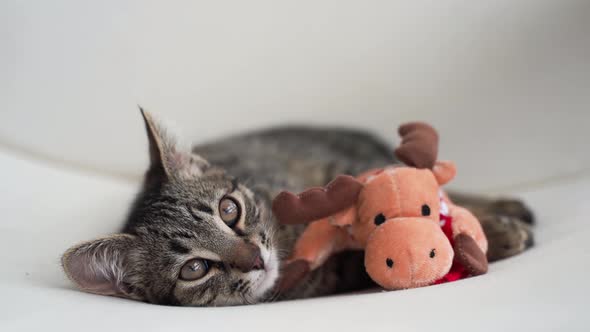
[394,122,439,169]
[272,175,363,225]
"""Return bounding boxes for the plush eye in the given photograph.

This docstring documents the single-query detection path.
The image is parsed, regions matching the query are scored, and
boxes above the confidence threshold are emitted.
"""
[421,204,431,216]
[180,259,209,281]
[219,197,241,227]
[386,258,394,268]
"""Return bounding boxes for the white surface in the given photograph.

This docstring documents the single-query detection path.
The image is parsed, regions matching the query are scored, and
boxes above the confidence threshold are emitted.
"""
[1,0,590,191]
[1,150,589,331]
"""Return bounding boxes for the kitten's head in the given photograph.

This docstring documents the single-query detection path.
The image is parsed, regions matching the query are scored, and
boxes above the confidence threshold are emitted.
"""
[62,110,280,306]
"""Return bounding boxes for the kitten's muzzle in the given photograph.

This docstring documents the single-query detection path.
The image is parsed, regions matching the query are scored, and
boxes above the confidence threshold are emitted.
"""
[229,242,264,273]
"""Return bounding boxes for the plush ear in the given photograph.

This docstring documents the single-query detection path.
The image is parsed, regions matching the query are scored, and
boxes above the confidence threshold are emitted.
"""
[139,107,209,180]
[432,160,457,185]
[61,234,136,297]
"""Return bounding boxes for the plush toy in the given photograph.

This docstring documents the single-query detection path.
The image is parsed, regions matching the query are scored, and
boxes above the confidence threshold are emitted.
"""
[272,122,488,291]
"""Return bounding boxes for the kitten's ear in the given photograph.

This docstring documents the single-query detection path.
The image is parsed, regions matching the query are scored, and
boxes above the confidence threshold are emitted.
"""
[139,107,209,180]
[61,234,136,297]
[140,107,177,179]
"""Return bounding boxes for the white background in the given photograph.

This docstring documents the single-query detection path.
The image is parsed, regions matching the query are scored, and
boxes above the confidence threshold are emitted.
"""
[2,0,589,192]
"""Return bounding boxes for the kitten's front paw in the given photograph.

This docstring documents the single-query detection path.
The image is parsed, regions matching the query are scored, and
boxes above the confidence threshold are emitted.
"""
[480,215,534,262]
[488,199,535,225]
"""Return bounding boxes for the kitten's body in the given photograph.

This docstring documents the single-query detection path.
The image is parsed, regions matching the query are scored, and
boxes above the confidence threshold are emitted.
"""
[62,113,534,306]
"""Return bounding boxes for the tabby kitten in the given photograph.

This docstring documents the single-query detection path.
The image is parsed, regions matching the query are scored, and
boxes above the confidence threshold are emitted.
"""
[62,110,534,306]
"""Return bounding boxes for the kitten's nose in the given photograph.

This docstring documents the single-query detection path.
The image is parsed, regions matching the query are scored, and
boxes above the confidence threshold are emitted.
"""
[252,255,265,271]
[231,242,264,273]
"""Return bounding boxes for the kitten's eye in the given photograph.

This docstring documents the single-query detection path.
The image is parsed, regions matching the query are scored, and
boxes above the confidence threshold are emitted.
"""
[219,197,241,227]
[180,259,209,281]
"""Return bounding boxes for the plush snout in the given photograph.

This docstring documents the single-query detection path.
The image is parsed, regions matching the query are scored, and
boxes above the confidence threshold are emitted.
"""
[364,218,454,290]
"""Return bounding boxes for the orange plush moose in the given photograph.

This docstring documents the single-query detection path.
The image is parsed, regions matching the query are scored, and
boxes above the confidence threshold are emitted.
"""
[272,123,488,291]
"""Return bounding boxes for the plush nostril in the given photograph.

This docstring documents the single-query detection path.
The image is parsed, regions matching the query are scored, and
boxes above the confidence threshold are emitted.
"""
[422,204,431,216]
[374,213,386,226]
[386,258,394,268]
[430,249,436,258]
